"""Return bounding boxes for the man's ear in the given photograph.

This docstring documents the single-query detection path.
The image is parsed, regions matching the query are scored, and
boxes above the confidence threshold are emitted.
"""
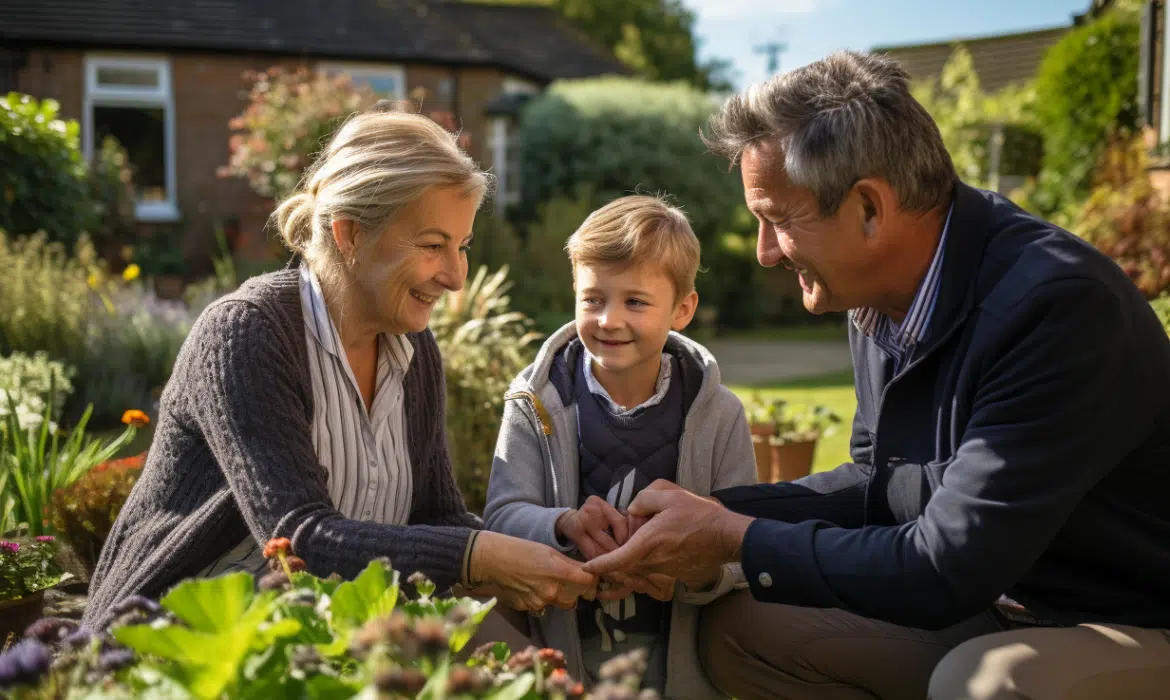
[671,290,700,332]
[331,218,358,261]
[853,178,896,238]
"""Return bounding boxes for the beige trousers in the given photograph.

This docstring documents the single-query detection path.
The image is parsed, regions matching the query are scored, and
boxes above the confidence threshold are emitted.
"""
[699,591,1170,700]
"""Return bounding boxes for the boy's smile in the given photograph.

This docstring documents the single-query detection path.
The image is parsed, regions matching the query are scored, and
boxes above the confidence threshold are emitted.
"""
[575,262,698,409]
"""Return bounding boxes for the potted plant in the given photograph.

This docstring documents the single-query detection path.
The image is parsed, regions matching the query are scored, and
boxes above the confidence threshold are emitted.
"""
[747,396,842,482]
[0,534,72,641]
[746,394,779,483]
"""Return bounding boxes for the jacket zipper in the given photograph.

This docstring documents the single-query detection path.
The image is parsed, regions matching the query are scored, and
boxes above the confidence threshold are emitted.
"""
[504,390,588,676]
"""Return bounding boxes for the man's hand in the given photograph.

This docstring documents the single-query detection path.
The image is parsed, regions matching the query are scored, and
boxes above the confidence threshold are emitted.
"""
[597,572,676,602]
[555,496,630,560]
[583,480,754,588]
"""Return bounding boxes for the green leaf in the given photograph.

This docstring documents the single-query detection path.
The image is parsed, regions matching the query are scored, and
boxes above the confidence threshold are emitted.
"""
[329,561,399,630]
[160,572,254,633]
[304,674,362,700]
[256,617,302,646]
[484,673,536,700]
[449,598,496,653]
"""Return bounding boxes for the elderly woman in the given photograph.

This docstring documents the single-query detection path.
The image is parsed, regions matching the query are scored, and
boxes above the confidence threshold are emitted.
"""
[83,105,596,630]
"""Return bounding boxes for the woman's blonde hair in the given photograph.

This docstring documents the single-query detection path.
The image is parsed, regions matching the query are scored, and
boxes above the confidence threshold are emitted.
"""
[273,103,492,283]
[566,194,701,298]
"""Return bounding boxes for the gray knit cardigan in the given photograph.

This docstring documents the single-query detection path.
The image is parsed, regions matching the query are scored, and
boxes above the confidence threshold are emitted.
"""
[83,269,481,628]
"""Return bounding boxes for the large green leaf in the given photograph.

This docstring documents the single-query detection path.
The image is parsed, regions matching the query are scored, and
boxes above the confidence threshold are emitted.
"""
[329,561,399,631]
[449,598,497,653]
[160,572,254,633]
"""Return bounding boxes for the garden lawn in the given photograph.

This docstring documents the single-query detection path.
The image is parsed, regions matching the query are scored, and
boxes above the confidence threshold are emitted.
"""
[729,368,857,474]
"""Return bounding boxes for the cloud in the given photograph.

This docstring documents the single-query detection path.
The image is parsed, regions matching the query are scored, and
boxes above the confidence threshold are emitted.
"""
[687,0,825,21]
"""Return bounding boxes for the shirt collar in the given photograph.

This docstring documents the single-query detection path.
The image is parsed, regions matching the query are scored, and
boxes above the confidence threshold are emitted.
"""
[298,265,414,371]
[582,349,672,416]
[851,203,953,348]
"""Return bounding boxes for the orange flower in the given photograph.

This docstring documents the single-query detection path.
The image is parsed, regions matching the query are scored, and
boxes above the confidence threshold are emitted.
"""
[121,410,150,427]
[263,537,292,559]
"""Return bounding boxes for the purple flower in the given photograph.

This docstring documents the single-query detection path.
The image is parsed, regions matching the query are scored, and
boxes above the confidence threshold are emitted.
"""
[109,594,161,618]
[0,639,51,689]
[34,536,54,543]
[24,617,79,645]
[97,648,136,673]
[62,626,95,650]
[0,541,19,554]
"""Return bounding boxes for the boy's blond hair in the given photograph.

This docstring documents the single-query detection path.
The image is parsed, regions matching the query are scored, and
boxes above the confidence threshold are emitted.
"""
[565,195,701,298]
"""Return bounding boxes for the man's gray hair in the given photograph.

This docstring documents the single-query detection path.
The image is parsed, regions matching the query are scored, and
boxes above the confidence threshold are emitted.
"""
[703,50,956,216]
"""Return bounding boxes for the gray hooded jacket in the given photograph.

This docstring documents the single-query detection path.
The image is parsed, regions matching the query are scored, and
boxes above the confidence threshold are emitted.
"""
[483,323,756,699]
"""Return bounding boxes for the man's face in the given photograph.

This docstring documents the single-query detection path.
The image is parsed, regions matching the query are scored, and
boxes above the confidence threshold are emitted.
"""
[741,141,881,315]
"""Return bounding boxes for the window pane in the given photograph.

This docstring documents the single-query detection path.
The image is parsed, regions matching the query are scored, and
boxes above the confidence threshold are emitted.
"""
[354,74,399,97]
[505,123,523,196]
[96,66,160,89]
[93,105,167,202]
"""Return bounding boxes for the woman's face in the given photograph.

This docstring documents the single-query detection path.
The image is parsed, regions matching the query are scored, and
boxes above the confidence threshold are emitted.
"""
[351,185,478,335]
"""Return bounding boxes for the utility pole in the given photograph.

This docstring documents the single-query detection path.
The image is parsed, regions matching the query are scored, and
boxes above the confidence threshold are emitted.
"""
[754,38,788,76]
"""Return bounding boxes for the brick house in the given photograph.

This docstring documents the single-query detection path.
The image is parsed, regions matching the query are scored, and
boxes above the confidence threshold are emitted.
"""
[0,0,627,270]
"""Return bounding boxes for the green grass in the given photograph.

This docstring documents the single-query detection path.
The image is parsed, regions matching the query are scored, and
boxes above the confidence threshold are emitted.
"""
[729,369,857,474]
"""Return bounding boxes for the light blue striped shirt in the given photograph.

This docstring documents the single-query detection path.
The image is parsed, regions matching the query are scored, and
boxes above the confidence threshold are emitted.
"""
[851,205,953,371]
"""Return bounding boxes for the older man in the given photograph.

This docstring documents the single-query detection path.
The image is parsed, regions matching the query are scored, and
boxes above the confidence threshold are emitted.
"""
[585,51,1170,699]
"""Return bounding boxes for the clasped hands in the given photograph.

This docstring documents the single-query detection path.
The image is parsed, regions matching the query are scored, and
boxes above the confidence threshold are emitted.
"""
[466,481,754,615]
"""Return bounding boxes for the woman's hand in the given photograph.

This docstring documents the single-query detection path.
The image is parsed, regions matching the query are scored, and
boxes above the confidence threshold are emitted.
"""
[555,496,629,560]
[468,531,598,613]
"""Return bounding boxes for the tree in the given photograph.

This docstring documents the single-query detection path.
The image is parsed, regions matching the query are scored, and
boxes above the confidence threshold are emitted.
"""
[470,0,734,91]
[911,47,1040,192]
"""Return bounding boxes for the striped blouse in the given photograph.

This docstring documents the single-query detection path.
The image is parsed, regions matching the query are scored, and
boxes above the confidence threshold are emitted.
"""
[200,265,415,578]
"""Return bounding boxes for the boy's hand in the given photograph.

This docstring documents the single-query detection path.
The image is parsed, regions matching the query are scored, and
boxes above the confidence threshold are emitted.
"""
[555,496,629,560]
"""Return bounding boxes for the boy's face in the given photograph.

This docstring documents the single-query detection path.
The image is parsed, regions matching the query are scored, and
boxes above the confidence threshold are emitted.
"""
[574,261,698,378]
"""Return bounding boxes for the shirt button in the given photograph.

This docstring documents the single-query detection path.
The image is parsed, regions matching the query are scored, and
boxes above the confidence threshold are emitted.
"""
[758,572,773,588]
[363,510,372,518]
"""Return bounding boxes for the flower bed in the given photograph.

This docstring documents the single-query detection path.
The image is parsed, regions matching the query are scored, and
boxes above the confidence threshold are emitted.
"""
[0,540,655,699]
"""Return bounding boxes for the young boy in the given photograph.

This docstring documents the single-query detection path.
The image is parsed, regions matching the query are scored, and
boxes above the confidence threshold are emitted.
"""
[483,195,757,699]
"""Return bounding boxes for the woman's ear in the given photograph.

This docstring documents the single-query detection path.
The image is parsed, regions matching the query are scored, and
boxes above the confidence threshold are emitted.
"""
[331,219,358,261]
[671,290,700,332]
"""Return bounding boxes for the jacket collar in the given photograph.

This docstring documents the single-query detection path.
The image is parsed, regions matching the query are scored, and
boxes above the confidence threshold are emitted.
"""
[914,180,995,351]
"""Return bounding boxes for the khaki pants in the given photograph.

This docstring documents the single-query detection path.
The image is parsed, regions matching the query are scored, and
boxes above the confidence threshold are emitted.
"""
[699,591,1170,700]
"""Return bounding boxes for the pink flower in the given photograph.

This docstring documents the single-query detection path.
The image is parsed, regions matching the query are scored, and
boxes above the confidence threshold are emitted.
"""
[0,541,19,554]
[35,536,54,543]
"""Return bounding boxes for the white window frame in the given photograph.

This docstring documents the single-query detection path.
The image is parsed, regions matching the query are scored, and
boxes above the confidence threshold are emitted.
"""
[318,61,406,101]
[492,79,541,212]
[83,55,179,222]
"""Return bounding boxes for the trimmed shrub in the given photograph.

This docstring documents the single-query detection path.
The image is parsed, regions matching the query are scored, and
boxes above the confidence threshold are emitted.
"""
[0,93,93,245]
[515,77,743,242]
[1027,6,1141,219]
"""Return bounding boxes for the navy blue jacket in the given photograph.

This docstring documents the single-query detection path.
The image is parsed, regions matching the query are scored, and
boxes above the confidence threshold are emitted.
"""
[715,182,1170,630]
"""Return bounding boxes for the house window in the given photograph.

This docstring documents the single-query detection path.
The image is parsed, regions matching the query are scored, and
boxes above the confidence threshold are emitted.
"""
[319,62,405,101]
[490,79,541,213]
[84,56,178,222]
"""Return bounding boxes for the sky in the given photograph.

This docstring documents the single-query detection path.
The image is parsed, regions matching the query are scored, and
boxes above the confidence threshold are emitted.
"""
[689,0,1094,89]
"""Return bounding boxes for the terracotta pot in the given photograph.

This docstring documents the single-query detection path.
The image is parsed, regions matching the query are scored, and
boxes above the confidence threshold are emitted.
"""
[0,590,45,643]
[750,423,774,482]
[769,439,818,483]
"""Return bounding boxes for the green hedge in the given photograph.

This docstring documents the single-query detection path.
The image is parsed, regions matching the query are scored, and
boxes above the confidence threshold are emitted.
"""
[1029,8,1140,217]
[515,77,743,240]
[0,94,93,245]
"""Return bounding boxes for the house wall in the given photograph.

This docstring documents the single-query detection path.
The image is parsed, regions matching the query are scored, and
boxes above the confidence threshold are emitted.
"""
[14,48,519,273]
